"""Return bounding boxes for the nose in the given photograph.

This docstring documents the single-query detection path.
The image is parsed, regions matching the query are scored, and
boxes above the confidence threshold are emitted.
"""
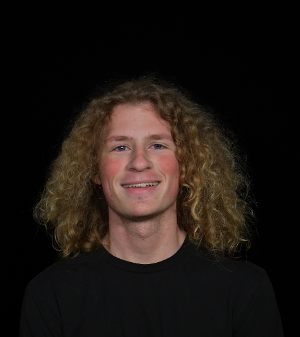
[127,147,152,171]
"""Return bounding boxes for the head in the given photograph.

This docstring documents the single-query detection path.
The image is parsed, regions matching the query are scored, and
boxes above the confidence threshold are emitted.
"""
[35,77,253,258]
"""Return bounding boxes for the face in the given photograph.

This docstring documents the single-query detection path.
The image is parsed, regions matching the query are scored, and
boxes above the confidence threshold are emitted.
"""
[93,102,180,222]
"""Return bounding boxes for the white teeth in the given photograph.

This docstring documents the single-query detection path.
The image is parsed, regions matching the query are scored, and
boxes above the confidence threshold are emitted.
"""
[123,182,159,188]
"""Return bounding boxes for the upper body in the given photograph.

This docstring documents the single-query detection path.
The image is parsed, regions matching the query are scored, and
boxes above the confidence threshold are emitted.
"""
[20,238,283,337]
[21,77,283,336]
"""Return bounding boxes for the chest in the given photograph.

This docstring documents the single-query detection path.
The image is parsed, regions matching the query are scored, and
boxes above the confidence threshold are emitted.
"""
[58,269,234,337]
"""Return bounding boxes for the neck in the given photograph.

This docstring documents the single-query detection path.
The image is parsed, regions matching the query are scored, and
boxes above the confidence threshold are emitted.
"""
[102,208,186,264]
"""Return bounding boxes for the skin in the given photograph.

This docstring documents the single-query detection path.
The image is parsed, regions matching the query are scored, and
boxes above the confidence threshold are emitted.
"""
[93,102,186,264]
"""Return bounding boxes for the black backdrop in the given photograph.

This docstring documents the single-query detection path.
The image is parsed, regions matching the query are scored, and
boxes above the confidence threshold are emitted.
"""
[5,4,295,336]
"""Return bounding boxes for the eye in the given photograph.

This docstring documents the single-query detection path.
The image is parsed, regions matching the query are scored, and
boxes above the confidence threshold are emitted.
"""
[115,145,127,151]
[152,144,164,150]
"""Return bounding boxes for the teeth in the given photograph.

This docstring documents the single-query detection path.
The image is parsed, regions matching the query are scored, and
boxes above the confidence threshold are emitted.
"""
[123,182,159,188]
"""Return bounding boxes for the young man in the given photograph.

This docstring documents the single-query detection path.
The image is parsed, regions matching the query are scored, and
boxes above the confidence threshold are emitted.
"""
[20,78,284,336]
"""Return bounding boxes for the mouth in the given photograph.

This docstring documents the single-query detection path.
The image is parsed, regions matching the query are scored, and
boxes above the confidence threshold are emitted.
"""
[122,182,159,188]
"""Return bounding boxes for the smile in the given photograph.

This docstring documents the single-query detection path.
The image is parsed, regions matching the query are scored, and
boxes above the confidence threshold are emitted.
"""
[122,182,159,188]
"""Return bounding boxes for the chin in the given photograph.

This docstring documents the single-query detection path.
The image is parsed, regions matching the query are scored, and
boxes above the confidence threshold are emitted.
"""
[120,206,173,223]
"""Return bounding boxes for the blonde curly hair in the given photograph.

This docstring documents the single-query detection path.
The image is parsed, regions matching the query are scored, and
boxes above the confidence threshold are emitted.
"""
[34,77,253,258]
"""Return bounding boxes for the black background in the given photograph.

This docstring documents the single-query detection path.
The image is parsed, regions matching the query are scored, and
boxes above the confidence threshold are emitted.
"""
[5,4,296,336]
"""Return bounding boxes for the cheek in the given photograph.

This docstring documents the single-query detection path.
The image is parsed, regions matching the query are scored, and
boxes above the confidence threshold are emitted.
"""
[99,157,123,184]
[157,155,180,180]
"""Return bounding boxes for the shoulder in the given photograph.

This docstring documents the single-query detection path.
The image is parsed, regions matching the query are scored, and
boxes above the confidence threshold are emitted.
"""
[186,243,272,294]
[186,244,283,334]
[20,248,109,336]
[25,247,108,299]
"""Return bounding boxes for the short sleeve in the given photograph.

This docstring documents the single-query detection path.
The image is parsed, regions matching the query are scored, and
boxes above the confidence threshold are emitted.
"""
[19,281,62,337]
[233,268,284,337]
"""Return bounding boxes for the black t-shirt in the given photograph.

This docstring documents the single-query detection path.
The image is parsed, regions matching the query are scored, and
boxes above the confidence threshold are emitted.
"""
[20,239,283,336]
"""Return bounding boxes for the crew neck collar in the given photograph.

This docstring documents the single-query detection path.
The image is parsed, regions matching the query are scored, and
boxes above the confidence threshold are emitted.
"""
[103,237,192,273]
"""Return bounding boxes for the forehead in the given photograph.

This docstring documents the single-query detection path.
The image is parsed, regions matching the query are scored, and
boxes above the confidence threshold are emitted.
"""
[105,103,171,136]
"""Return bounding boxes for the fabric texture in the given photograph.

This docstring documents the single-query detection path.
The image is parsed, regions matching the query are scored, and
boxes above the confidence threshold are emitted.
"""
[20,238,284,336]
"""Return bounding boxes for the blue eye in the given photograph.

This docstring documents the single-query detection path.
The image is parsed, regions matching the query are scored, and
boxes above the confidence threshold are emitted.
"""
[116,146,127,151]
[153,144,163,150]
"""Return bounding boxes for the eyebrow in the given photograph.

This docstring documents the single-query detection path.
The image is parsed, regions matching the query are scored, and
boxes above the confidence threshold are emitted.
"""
[106,133,173,143]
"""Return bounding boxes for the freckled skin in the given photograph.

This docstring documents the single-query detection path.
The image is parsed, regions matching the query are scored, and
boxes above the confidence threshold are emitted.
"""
[93,103,180,222]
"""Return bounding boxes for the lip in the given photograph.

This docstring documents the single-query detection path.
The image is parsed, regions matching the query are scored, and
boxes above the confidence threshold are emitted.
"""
[121,181,161,194]
[121,180,160,186]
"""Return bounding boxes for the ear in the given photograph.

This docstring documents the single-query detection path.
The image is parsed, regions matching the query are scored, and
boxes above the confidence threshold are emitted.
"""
[92,174,102,185]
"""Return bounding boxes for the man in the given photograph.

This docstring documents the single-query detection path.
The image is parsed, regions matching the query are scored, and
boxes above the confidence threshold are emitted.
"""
[20,77,284,336]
